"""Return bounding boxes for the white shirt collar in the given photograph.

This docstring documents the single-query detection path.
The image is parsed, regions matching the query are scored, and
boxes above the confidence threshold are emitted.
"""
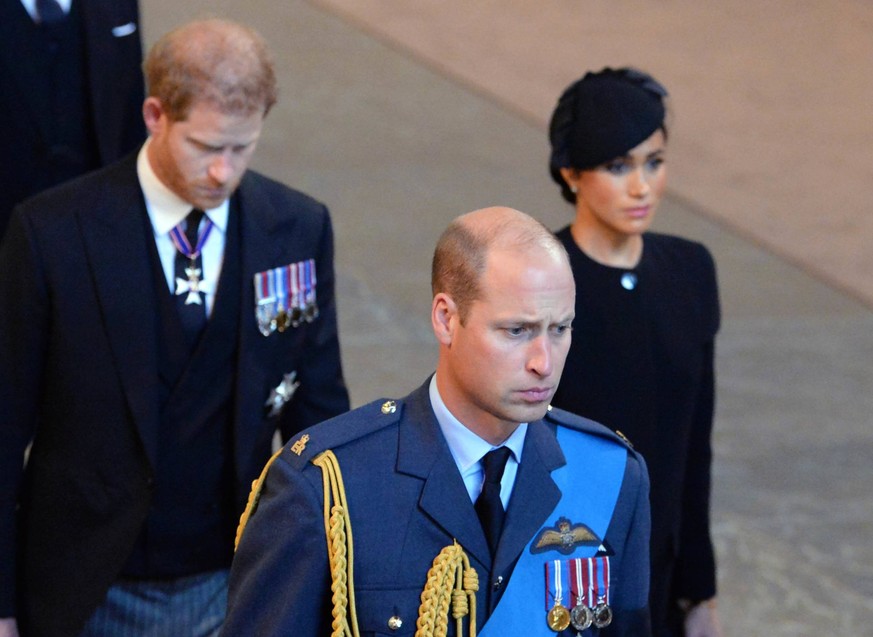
[429,374,527,475]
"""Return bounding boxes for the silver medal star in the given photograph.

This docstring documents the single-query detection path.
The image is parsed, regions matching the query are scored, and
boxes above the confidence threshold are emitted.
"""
[265,371,300,417]
[175,265,207,305]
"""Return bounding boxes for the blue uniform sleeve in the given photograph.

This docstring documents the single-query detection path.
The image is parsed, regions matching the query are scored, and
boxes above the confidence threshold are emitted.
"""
[222,452,333,636]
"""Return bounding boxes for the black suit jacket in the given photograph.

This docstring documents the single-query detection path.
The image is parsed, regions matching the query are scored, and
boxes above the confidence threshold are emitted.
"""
[0,154,350,635]
[0,0,145,238]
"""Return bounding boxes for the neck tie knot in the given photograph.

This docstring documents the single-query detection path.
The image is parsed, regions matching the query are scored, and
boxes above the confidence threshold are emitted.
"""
[36,0,66,24]
[481,446,512,486]
[184,209,205,248]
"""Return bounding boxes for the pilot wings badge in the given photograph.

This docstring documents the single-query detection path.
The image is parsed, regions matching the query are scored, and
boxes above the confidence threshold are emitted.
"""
[531,517,602,555]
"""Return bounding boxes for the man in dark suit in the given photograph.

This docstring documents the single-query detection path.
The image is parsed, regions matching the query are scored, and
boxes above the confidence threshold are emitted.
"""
[0,0,146,240]
[0,18,349,637]
[224,207,651,636]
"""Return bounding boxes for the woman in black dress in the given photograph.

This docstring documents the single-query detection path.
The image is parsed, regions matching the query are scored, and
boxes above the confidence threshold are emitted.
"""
[548,68,723,637]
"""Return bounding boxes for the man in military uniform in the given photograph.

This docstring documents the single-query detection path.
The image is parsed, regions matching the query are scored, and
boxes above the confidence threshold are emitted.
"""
[224,206,651,636]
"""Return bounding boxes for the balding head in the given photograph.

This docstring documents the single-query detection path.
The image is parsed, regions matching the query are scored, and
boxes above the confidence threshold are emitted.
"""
[144,18,277,121]
[431,207,569,323]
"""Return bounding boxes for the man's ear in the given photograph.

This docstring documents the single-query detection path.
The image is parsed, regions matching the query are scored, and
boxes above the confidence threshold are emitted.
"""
[431,292,458,346]
[142,97,166,136]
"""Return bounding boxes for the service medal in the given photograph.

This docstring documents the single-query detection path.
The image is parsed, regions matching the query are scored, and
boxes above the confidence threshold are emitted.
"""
[545,559,571,632]
[570,603,594,632]
[253,259,318,336]
[547,603,571,632]
[592,601,613,628]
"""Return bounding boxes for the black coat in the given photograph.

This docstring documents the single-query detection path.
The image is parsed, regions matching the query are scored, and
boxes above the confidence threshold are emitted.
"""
[0,0,145,238]
[0,155,350,635]
[551,228,720,636]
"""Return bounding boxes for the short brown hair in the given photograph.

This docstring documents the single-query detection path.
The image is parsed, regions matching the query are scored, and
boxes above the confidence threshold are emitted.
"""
[431,207,567,323]
[144,18,278,121]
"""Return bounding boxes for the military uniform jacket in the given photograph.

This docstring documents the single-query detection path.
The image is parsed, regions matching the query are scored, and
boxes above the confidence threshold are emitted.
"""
[0,154,349,634]
[224,382,651,636]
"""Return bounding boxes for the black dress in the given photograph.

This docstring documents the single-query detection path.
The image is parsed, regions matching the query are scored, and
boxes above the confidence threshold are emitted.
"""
[552,227,720,637]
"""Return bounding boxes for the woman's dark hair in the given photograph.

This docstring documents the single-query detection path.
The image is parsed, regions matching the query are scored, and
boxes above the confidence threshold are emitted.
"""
[548,67,668,203]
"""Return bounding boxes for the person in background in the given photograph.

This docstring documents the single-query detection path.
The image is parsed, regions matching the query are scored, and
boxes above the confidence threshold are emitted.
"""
[222,206,652,636]
[0,18,349,636]
[548,68,723,637]
[0,0,146,239]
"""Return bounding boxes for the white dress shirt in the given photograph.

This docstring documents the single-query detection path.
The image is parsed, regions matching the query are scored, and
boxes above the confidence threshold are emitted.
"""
[429,374,527,509]
[136,141,227,316]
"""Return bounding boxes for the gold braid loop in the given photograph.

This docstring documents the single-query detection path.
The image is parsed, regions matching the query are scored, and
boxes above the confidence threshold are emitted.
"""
[415,541,478,637]
[313,451,360,637]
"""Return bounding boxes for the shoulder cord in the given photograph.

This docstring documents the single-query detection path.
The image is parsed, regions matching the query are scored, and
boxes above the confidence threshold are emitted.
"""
[234,447,284,551]
[415,541,480,637]
[312,450,361,637]
[235,448,479,637]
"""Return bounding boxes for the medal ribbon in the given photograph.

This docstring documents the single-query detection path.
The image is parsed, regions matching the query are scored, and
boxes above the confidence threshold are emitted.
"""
[569,558,591,608]
[290,262,300,310]
[593,556,610,604]
[169,216,214,260]
[544,560,569,611]
[304,258,316,305]
[275,265,287,312]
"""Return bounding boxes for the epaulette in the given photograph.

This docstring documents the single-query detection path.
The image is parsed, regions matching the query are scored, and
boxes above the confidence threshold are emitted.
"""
[235,397,405,551]
[543,404,637,452]
[283,397,405,470]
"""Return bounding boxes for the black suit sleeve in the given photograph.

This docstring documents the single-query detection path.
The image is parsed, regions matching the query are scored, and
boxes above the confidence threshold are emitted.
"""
[0,210,51,616]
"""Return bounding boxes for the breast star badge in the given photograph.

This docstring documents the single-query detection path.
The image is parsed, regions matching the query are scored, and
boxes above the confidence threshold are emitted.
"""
[265,371,300,417]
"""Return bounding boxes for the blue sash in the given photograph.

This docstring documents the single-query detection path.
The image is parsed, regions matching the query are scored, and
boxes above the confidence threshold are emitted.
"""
[479,427,625,636]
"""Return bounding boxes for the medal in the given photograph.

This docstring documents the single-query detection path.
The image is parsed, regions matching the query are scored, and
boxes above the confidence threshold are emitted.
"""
[253,260,319,336]
[265,371,300,417]
[171,215,215,306]
[547,604,571,632]
[569,557,593,631]
[545,560,571,632]
[592,601,612,629]
[591,557,612,629]
[175,264,208,305]
[570,604,593,632]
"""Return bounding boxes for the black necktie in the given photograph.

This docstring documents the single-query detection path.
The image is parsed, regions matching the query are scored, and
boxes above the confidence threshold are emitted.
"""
[475,446,512,556]
[36,0,66,24]
[174,209,207,349]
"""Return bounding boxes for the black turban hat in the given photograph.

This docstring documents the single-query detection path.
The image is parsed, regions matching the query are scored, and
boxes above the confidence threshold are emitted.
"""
[549,67,668,197]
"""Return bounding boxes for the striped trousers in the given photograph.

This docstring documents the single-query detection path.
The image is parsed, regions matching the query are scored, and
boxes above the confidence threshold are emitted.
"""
[79,569,228,637]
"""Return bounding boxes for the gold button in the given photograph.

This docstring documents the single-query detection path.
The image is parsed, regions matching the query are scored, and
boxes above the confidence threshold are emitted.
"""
[387,615,403,630]
[381,400,397,414]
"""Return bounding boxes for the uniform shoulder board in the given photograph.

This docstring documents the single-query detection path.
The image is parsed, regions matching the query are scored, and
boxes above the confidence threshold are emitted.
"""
[283,397,405,470]
[544,404,635,450]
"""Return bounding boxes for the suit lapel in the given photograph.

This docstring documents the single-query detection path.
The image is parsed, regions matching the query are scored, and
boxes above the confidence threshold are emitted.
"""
[494,421,565,575]
[397,387,493,567]
[79,156,161,467]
